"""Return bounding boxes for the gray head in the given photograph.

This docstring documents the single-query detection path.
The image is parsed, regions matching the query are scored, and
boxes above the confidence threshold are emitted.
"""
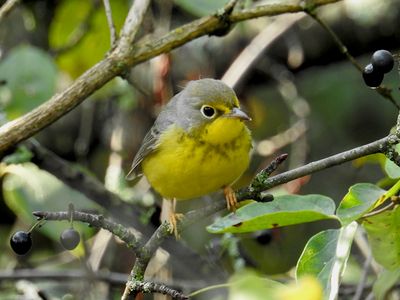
[168,78,249,131]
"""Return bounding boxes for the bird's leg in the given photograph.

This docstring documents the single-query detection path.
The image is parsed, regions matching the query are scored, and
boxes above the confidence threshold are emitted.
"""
[162,198,183,238]
[224,186,237,212]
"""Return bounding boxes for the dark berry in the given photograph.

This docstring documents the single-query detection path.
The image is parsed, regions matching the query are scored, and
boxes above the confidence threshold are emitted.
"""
[10,231,32,255]
[60,228,80,250]
[363,63,384,87]
[371,50,394,73]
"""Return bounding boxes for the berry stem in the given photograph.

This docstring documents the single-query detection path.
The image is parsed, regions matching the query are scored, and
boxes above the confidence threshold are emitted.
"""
[68,203,75,227]
[308,11,400,110]
[307,10,362,72]
[28,218,46,233]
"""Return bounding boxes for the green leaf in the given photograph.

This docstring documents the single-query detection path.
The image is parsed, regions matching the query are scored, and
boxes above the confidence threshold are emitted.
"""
[384,159,400,179]
[383,144,400,179]
[296,222,358,299]
[363,205,400,270]
[2,145,33,164]
[373,269,400,300]
[3,163,100,243]
[0,45,57,119]
[49,0,127,77]
[174,0,228,17]
[336,183,386,225]
[207,194,337,233]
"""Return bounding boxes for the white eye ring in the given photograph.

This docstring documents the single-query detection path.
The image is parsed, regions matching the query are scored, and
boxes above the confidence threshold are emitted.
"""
[200,105,216,119]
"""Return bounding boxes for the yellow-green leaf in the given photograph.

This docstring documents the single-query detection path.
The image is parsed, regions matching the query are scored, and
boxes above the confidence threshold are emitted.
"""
[207,194,337,234]
[296,223,358,299]
[336,183,386,225]
[363,205,400,270]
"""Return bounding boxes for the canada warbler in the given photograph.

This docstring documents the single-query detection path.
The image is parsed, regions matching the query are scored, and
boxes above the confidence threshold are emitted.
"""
[127,78,252,235]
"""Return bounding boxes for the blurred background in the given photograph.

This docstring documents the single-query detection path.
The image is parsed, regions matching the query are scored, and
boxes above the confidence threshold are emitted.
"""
[0,0,399,299]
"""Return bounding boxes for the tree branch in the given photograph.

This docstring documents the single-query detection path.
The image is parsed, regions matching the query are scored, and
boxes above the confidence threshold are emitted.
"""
[125,280,188,300]
[102,0,117,46]
[0,0,20,24]
[114,0,151,55]
[0,0,341,154]
[0,269,206,289]
[32,207,190,300]
[258,135,398,190]
[26,140,132,211]
[32,210,143,253]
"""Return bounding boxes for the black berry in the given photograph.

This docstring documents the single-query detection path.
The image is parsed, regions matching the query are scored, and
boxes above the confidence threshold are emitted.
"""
[363,63,384,87]
[10,231,32,255]
[60,228,80,250]
[371,50,394,74]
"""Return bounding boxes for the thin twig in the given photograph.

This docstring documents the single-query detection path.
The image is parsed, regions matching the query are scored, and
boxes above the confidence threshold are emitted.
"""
[102,0,117,46]
[0,269,128,284]
[222,14,305,89]
[353,230,381,275]
[352,250,372,300]
[361,201,395,219]
[0,0,20,24]
[25,140,136,212]
[307,10,400,110]
[0,269,207,290]
[256,119,307,156]
[122,223,171,299]
[32,210,143,253]
[259,135,398,191]
[307,10,362,71]
[114,0,151,57]
[237,153,288,200]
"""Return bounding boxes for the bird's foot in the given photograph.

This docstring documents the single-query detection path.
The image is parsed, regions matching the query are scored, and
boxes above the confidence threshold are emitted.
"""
[224,186,237,212]
[169,213,184,239]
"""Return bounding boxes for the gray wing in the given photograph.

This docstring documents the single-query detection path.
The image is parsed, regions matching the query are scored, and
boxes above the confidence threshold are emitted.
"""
[126,99,178,181]
[126,125,161,180]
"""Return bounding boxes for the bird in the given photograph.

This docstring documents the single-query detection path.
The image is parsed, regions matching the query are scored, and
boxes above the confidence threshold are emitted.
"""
[127,78,252,236]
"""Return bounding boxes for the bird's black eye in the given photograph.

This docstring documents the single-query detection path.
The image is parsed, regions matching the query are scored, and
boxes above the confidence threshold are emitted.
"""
[201,105,216,118]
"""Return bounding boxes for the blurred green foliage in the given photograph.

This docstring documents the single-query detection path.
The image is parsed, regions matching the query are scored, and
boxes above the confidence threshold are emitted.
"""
[49,0,128,77]
[0,45,57,119]
[207,194,337,233]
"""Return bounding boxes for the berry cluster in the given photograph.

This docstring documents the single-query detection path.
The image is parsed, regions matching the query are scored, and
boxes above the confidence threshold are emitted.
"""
[10,224,81,256]
[363,50,394,88]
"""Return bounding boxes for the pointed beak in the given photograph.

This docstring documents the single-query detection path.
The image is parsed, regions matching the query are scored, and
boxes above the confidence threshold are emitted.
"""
[226,107,252,121]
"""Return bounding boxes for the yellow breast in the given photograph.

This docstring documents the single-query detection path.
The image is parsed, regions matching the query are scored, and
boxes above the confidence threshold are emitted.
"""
[142,118,251,200]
